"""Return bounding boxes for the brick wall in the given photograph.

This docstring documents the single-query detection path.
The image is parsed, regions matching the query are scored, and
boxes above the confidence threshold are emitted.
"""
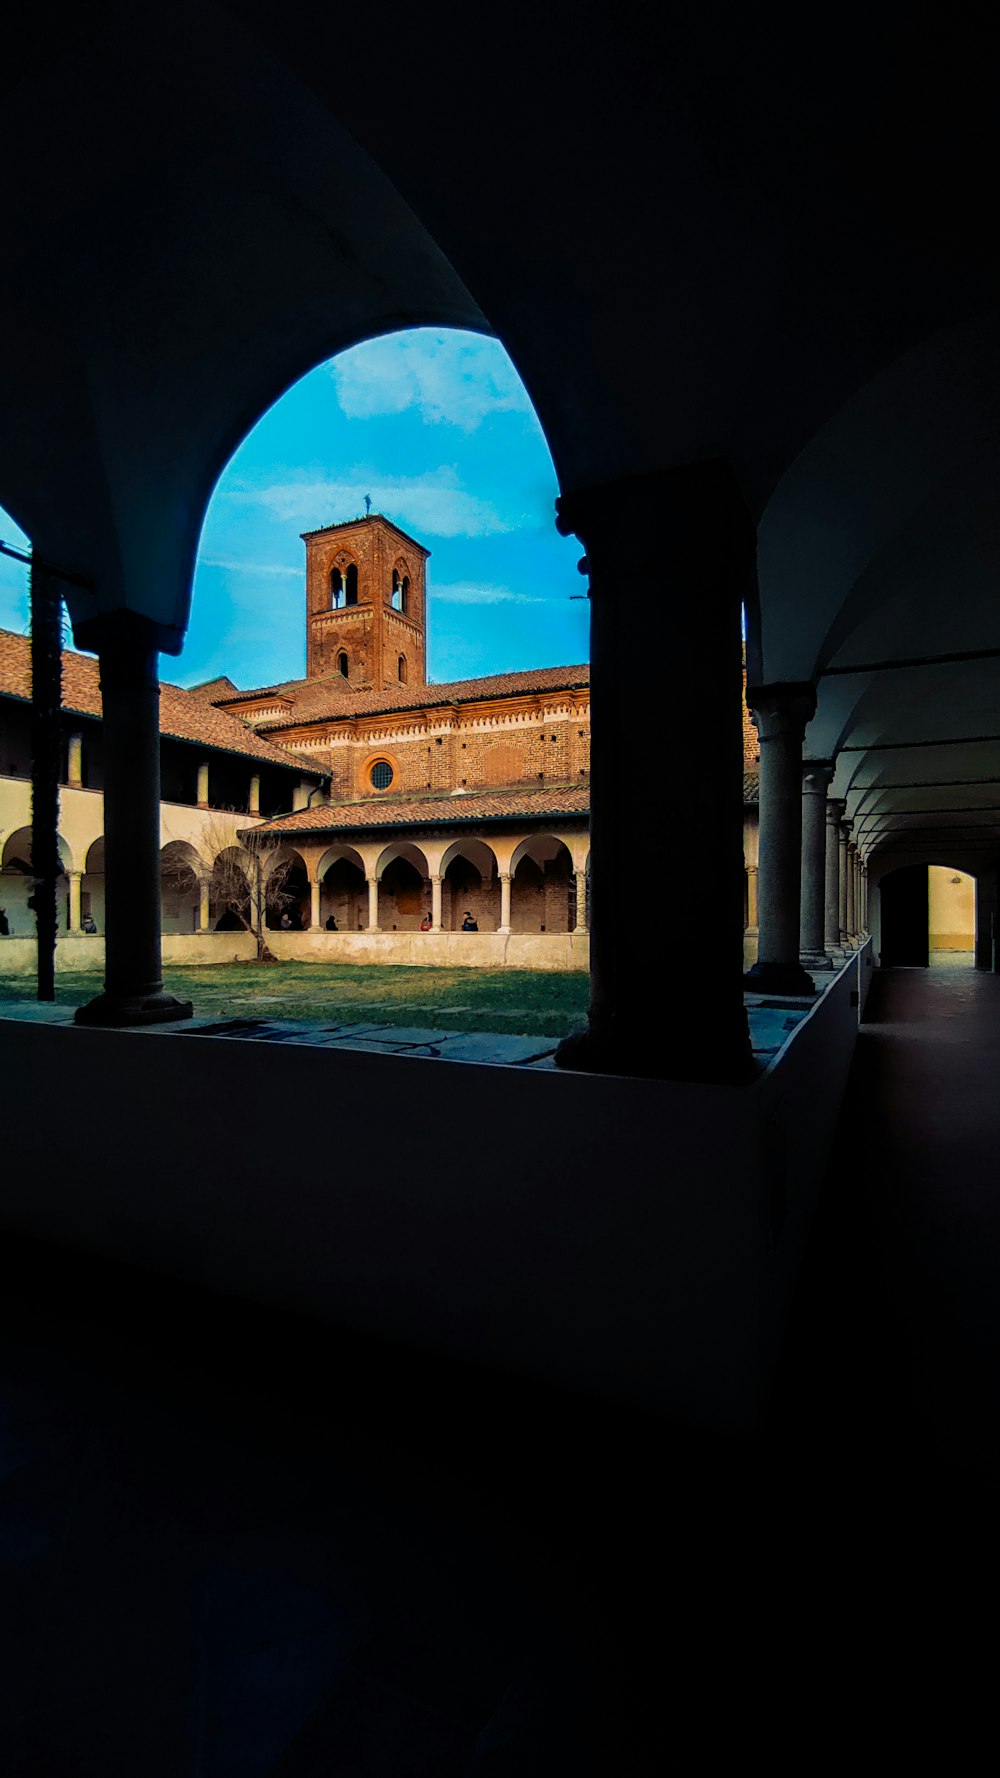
[305,517,428,686]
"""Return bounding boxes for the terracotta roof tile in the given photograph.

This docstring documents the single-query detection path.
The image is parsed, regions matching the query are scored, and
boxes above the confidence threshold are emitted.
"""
[250,782,591,836]
[0,629,323,775]
[213,662,591,727]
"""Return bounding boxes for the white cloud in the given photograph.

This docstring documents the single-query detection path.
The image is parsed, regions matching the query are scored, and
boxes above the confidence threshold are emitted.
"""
[225,469,521,540]
[199,557,300,577]
[331,332,534,431]
[432,582,553,606]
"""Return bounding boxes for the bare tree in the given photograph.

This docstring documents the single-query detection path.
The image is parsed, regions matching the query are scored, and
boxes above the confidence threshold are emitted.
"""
[161,810,297,962]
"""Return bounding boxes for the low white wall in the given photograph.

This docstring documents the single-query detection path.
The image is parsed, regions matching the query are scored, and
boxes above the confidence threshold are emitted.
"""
[266,930,589,970]
[0,930,589,973]
[0,948,870,1431]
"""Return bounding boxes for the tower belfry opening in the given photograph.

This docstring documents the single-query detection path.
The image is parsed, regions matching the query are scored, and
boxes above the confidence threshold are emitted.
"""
[302,513,430,689]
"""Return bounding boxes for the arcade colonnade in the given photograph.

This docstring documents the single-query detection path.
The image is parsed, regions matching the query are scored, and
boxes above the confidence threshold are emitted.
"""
[48,462,866,1073]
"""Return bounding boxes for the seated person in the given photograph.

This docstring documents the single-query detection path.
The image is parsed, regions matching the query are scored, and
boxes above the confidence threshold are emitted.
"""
[81,913,98,933]
[419,911,432,931]
[325,913,338,930]
[460,910,479,932]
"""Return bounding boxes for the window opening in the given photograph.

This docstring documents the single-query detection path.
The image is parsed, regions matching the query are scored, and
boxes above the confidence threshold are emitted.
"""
[398,654,407,683]
[330,569,343,608]
[345,563,358,605]
[370,760,394,790]
[337,651,349,678]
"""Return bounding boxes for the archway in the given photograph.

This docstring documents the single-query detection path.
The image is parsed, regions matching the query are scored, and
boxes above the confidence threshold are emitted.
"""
[317,844,366,932]
[264,846,309,930]
[83,836,105,933]
[439,838,500,931]
[209,845,251,932]
[509,835,574,934]
[0,826,71,936]
[375,841,430,931]
[160,840,202,935]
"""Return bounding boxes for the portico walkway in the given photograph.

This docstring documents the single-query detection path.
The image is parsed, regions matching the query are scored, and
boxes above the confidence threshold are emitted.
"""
[772,959,1000,1480]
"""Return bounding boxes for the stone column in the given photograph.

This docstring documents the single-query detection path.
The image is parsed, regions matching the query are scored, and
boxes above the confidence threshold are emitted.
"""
[198,881,210,934]
[573,868,587,934]
[249,774,260,816]
[846,841,857,940]
[67,732,84,789]
[75,613,191,1024]
[859,861,868,934]
[839,821,852,942]
[553,461,754,1080]
[498,872,511,933]
[746,866,759,932]
[196,760,210,809]
[367,876,379,932]
[800,762,833,970]
[825,798,845,954]
[430,874,443,932]
[744,684,818,996]
[68,870,83,932]
[310,878,321,929]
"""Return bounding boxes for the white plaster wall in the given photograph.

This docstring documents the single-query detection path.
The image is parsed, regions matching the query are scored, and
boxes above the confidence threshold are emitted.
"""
[0,930,588,973]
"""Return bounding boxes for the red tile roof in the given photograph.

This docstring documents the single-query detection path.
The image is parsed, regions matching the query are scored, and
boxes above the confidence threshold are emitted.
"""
[0,629,323,775]
[249,782,592,835]
[212,662,591,728]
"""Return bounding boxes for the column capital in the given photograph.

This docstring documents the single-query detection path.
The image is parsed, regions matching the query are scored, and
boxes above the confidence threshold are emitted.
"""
[68,867,83,880]
[802,760,834,795]
[840,817,854,837]
[555,460,755,575]
[746,682,817,740]
[826,797,847,825]
[72,609,165,685]
[430,872,442,885]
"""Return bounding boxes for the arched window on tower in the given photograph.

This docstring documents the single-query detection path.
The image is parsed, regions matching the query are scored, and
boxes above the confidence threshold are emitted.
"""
[391,569,401,610]
[345,563,358,605]
[401,575,410,615]
[398,654,407,683]
[338,651,349,678]
[330,569,343,608]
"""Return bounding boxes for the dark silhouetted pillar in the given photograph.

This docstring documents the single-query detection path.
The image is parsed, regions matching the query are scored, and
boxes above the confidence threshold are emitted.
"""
[554,461,753,1081]
[76,613,192,1026]
[825,798,845,954]
[800,762,833,970]
[744,684,817,996]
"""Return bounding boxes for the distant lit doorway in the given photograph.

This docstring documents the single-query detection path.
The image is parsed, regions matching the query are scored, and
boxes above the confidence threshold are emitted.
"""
[879,864,976,967]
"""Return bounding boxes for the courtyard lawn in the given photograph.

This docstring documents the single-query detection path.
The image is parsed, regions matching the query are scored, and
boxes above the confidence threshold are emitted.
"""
[0,962,589,1038]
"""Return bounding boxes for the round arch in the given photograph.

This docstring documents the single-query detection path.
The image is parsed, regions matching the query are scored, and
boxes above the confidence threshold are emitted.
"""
[375,840,429,932]
[509,833,574,934]
[439,837,500,931]
[0,825,72,937]
[160,839,202,935]
[317,843,367,932]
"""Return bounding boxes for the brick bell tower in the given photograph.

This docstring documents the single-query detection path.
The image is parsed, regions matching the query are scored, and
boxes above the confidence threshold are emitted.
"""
[302,513,430,689]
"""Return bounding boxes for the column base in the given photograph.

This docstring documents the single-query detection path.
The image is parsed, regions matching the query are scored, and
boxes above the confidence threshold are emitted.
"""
[554,1017,755,1083]
[743,960,817,996]
[75,989,194,1027]
[800,950,834,971]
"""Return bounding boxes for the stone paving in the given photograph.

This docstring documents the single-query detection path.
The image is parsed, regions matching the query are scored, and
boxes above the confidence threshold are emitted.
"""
[0,995,819,1067]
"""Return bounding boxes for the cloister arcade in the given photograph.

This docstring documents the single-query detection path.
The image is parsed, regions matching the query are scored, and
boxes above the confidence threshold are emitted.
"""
[154,826,591,937]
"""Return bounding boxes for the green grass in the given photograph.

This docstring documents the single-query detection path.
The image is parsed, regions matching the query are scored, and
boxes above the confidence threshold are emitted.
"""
[0,962,589,1038]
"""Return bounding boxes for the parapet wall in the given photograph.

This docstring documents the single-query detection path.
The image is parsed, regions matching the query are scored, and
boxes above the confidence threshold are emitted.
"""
[0,930,590,974]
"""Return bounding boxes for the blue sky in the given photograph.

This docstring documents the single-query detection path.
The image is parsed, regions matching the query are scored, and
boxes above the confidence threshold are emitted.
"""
[0,329,588,688]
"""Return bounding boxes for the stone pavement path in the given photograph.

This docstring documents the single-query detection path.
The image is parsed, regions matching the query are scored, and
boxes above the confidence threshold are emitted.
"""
[0,996,813,1067]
